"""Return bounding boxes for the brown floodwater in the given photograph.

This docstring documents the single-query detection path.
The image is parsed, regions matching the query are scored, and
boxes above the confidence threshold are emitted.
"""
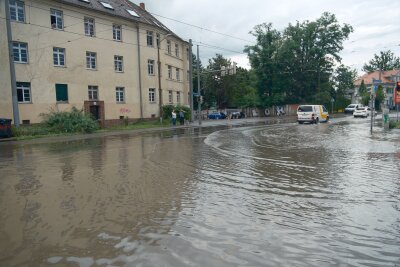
[0,118,399,267]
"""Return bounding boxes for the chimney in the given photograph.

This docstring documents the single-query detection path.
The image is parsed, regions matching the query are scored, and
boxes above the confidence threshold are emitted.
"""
[140,3,145,9]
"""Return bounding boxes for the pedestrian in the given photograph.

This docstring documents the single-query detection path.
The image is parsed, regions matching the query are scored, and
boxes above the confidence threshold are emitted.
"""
[171,110,177,126]
[179,109,185,125]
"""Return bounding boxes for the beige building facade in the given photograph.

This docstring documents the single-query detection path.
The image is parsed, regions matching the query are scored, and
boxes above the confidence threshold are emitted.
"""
[0,0,190,125]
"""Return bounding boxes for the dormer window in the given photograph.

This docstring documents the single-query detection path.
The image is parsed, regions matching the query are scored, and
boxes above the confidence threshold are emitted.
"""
[100,2,113,9]
[126,9,140,17]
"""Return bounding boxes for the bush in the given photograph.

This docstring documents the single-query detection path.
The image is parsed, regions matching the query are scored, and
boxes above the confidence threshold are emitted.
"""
[41,107,99,133]
[162,105,191,120]
[389,120,400,129]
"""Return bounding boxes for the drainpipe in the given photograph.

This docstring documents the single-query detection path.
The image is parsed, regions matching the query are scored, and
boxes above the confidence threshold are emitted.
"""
[136,24,143,119]
[5,0,20,126]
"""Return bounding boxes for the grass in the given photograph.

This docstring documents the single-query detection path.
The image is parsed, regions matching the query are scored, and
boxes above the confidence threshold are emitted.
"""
[10,118,176,140]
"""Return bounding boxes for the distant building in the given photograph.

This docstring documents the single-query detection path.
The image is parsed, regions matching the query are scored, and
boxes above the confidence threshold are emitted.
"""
[0,0,190,126]
[354,70,400,109]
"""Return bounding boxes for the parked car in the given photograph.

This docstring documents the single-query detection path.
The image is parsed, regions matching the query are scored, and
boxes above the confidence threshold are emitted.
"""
[208,112,227,120]
[230,111,245,119]
[345,104,363,114]
[353,107,377,118]
[297,105,329,124]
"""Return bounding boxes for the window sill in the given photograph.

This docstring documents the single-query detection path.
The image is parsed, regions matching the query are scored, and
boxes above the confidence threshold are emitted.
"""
[86,68,97,71]
[14,61,29,64]
[117,101,126,104]
[149,102,157,104]
[56,101,69,104]
[54,65,66,68]
[115,71,124,73]
[113,39,122,42]
[18,102,32,104]
[148,73,156,76]
[51,27,64,31]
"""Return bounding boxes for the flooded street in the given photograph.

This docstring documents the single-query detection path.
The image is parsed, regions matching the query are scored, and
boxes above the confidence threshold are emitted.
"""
[0,118,399,267]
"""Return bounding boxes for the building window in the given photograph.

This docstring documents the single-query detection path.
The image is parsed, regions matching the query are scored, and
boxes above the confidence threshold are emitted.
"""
[16,82,31,103]
[86,51,96,70]
[116,87,125,103]
[168,65,172,79]
[168,90,173,104]
[176,68,180,81]
[114,55,123,72]
[55,84,68,102]
[156,33,160,47]
[50,9,63,30]
[146,31,153,46]
[175,43,179,57]
[88,85,98,100]
[9,0,25,22]
[12,42,28,63]
[167,40,171,54]
[149,88,155,103]
[113,24,122,41]
[53,47,65,66]
[176,91,181,103]
[148,59,154,75]
[84,17,95,36]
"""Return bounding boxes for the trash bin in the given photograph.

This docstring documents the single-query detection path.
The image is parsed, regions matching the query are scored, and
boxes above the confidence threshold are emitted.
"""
[0,118,12,138]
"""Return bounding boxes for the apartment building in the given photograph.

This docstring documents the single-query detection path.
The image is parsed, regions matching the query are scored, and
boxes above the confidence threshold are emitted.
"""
[0,0,190,126]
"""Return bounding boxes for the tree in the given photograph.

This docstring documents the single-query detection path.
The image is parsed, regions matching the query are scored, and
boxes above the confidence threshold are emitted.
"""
[244,23,281,107]
[358,80,370,106]
[192,53,204,110]
[245,13,353,107]
[362,50,400,72]
[375,85,385,111]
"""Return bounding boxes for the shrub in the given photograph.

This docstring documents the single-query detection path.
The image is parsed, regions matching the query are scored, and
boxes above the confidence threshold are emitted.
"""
[41,107,99,133]
[389,120,400,129]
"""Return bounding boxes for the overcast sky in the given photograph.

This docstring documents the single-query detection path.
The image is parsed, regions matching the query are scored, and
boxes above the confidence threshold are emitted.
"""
[139,0,400,74]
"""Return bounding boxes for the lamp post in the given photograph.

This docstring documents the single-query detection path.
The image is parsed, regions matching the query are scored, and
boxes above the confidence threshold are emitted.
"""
[157,33,172,123]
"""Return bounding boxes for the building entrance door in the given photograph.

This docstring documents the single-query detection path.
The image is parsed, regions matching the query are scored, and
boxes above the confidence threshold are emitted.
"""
[89,105,100,121]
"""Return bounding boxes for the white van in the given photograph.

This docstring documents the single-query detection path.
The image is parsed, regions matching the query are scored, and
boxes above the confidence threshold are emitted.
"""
[297,105,329,124]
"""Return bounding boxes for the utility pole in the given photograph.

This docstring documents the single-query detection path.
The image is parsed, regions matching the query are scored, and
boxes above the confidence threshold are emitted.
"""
[5,0,20,127]
[157,41,163,123]
[197,45,201,126]
[189,39,194,122]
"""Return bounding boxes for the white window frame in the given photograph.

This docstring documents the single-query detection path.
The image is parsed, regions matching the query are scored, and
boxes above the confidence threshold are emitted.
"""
[114,55,123,72]
[149,88,155,103]
[175,43,179,58]
[9,0,25,22]
[86,51,97,70]
[176,68,180,81]
[50,9,63,30]
[13,42,28,63]
[16,82,31,103]
[53,47,65,67]
[176,91,181,103]
[168,90,173,104]
[168,65,172,79]
[146,31,153,46]
[116,87,125,103]
[88,85,98,100]
[148,59,154,75]
[84,17,95,36]
[113,24,122,41]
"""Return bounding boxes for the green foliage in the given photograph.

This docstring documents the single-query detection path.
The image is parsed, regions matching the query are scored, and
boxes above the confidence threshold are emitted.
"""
[362,50,400,72]
[375,85,385,111]
[162,105,191,120]
[389,120,400,129]
[245,12,353,106]
[40,107,99,133]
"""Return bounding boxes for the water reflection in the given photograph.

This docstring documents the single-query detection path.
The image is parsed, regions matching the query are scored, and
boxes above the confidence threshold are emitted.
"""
[0,119,399,266]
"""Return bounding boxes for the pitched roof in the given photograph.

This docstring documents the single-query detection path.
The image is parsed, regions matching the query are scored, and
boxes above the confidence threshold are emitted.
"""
[55,0,185,42]
[354,69,400,86]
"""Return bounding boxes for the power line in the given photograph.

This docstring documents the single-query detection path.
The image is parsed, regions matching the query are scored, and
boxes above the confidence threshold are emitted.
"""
[149,12,256,45]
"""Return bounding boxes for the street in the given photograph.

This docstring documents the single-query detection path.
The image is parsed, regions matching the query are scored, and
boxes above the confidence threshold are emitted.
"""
[0,116,399,267]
